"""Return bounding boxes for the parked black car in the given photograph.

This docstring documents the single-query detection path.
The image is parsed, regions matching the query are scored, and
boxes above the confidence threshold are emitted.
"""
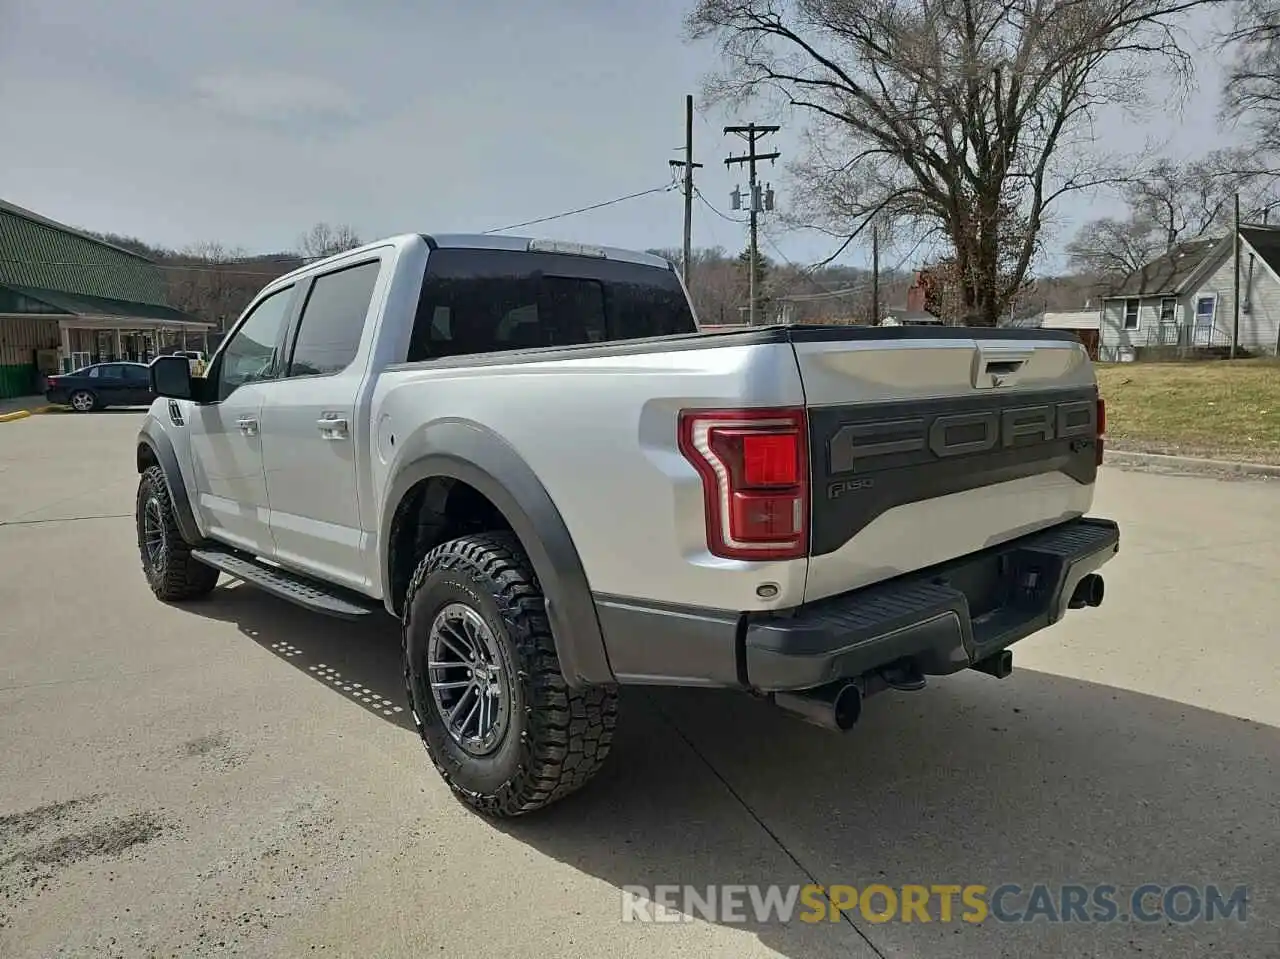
[45,362,155,412]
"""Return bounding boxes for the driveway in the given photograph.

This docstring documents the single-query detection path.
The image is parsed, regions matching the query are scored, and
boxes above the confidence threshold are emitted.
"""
[1,411,1277,958]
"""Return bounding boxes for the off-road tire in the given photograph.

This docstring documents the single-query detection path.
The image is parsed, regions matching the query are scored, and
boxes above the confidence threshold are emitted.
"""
[403,531,617,817]
[136,466,220,601]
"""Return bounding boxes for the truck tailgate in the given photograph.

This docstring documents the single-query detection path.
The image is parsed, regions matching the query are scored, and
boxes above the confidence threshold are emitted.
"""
[792,327,1101,604]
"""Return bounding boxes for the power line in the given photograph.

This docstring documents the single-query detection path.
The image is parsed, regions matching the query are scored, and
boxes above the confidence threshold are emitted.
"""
[694,187,876,313]
[694,184,929,297]
[481,184,677,235]
[776,237,930,308]
[695,187,747,224]
[696,188,849,289]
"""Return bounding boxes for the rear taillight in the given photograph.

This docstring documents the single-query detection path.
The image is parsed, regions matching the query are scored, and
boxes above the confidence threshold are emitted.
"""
[1096,396,1107,466]
[677,407,809,561]
[46,378,58,387]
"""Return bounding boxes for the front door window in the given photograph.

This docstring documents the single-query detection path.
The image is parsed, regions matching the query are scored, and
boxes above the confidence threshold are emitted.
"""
[216,286,295,400]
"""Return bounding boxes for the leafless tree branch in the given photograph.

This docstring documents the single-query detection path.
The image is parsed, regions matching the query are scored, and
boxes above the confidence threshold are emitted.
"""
[1220,0,1280,154]
[298,222,362,261]
[689,0,1224,324]
[1067,146,1280,278]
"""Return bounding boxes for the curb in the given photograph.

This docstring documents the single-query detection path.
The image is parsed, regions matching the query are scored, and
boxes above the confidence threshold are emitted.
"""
[1104,449,1280,479]
[0,405,63,423]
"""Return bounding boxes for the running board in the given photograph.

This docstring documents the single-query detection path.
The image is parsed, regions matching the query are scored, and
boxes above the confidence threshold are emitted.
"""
[190,548,379,620]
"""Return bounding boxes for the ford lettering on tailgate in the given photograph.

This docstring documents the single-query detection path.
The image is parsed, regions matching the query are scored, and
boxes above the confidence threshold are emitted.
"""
[807,388,1100,556]
[829,399,1097,474]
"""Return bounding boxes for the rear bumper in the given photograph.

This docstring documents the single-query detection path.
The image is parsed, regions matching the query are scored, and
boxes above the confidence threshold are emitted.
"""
[595,516,1119,692]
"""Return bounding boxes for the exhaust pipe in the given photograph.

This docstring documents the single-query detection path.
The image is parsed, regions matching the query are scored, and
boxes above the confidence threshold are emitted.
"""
[971,648,1013,679]
[1069,573,1105,609]
[774,681,863,732]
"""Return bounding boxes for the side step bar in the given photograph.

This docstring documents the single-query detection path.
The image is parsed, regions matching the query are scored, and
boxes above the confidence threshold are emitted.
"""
[190,548,379,620]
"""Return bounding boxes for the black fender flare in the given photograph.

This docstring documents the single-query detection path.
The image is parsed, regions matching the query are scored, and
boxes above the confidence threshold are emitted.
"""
[380,421,614,689]
[136,420,203,546]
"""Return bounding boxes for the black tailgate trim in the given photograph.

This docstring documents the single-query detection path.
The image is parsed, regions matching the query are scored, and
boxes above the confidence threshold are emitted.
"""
[809,386,1099,556]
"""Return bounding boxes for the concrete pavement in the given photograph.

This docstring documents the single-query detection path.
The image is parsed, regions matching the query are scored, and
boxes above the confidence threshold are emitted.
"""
[1,411,1277,958]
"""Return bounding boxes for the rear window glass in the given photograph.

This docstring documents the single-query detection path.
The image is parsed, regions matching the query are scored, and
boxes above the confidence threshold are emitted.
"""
[406,248,695,362]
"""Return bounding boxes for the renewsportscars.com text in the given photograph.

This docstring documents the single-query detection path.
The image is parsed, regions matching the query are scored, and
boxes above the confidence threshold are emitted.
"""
[621,883,1249,925]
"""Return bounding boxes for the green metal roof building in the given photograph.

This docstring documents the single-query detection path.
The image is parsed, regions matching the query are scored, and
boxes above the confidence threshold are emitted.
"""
[0,199,212,398]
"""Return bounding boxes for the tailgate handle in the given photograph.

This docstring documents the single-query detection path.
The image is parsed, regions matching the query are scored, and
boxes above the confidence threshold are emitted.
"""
[973,348,1033,388]
[985,360,1024,376]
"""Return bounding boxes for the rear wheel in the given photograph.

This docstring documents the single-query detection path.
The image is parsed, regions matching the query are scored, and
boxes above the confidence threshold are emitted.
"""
[403,531,617,817]
[69,390,96,412]
[136,466,219,601]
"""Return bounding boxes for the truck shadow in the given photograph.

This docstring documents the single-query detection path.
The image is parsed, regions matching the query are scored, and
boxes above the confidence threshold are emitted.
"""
[186,583,1280,958]
[191,582,415,732]
[496,680,1279,957]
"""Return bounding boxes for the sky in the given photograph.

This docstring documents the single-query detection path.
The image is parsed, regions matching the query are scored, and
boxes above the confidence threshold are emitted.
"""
[0,0,1244,275]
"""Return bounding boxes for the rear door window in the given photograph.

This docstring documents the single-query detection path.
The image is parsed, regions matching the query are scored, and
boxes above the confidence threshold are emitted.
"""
[286,260,381,377]
[407,248,694,362]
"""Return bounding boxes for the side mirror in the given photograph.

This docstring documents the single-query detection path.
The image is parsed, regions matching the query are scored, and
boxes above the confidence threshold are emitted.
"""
[151,355,193,400]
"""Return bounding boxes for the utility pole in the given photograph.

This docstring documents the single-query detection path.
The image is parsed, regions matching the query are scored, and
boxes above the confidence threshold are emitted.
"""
[725,122,780,325]
[870,222,880,325]
[1232,192,1241,360]
[669,95,703,286]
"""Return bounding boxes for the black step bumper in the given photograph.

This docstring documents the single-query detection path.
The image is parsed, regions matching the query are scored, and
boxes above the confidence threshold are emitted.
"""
[744,517,1120,691]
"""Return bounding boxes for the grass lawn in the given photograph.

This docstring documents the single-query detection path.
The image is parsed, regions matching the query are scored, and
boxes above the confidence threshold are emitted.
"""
[1095,359,1280,464]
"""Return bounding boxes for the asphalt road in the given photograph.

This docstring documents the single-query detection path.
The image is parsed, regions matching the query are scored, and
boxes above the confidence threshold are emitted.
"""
[1,410,1277,958]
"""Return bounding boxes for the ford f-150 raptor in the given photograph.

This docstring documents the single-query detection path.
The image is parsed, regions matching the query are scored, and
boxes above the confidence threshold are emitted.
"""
[135,233,1119,817]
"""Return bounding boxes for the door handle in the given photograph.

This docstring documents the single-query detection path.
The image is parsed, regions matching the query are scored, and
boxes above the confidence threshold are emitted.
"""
[317,416,350,440]
[236,416,259,436]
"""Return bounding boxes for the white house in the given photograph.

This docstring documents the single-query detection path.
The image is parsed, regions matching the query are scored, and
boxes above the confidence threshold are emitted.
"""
[1098,225,1280,360]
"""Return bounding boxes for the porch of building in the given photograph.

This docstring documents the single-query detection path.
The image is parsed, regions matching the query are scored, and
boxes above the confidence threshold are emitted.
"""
[57,316,213,369]
[0,287,214,398]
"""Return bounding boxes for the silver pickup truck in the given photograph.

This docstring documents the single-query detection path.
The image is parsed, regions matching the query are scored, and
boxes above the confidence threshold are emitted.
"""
[136,233,1119,817]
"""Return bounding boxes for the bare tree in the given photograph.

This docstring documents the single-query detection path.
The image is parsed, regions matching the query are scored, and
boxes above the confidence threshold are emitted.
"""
[1128,147,1277,244]
[167,243,301,331]
[651,246,749,323]
[167,242,249,331]
[1067,146,1280,277]
[688,0,1222,325]
[1065,215,1164,276]
[1222,0,1280,153]
[298,222,362,260]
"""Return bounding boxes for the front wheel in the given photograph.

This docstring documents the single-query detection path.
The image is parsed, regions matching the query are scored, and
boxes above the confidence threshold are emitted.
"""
[136,466,220,601]
[403,532,617,817]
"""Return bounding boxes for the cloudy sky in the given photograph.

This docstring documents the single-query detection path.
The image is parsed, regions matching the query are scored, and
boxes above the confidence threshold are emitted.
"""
[0,0,1241,272]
